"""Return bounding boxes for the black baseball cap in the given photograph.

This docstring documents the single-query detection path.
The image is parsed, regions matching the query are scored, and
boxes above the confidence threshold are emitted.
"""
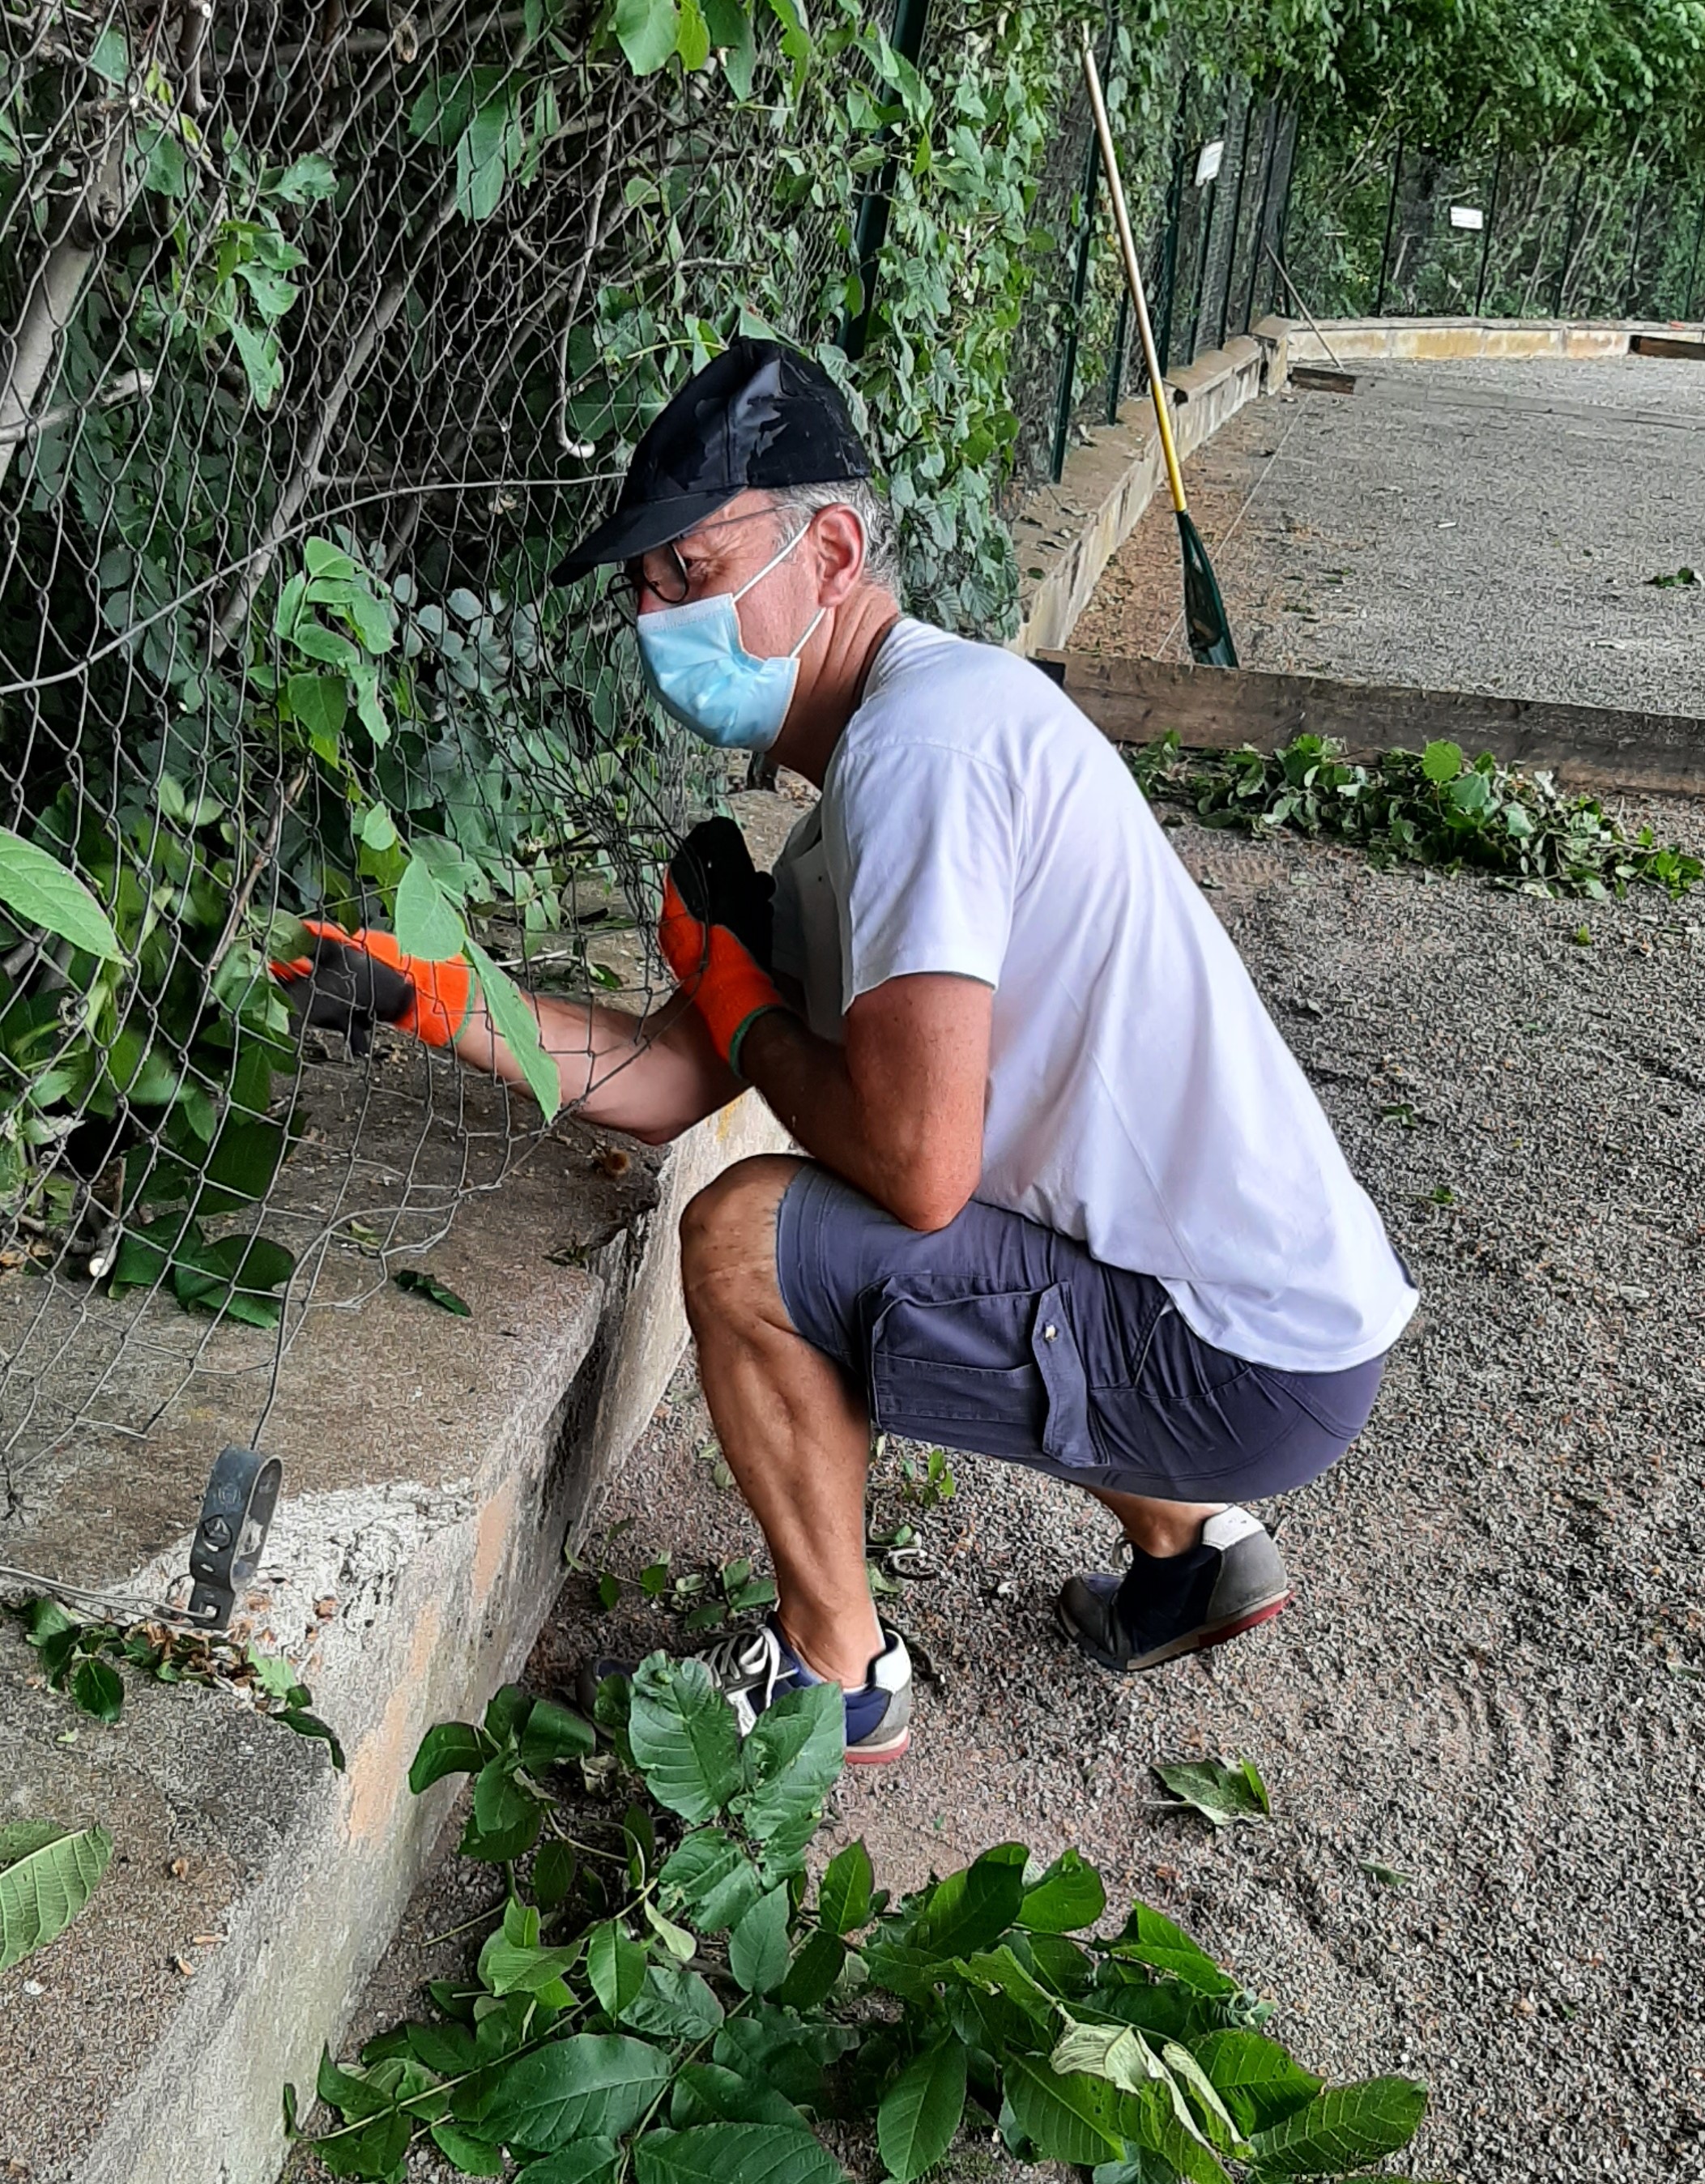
[551,336,872,583]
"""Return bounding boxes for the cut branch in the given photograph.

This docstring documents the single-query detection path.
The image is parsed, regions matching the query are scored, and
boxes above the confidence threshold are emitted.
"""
[0,366,155,447]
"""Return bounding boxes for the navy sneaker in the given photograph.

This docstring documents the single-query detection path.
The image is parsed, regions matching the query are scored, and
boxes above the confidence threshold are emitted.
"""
[578,1612,912,1765]
[1057,1507,1292,1673]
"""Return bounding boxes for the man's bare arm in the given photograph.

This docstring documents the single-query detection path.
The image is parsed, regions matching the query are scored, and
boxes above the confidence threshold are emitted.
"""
[736,973,990,1230]
[453,986,741,1145]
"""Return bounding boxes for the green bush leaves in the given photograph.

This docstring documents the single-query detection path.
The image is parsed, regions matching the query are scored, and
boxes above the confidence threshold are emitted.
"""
[1132,731,1704,902]
[300,1661,1430,2182]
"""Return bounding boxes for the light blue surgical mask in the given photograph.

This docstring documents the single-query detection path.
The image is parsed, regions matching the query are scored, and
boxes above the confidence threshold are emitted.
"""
[635,523,824,751]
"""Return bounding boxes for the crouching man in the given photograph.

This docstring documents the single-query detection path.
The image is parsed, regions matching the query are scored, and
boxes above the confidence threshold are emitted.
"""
[276,338,1417,1766]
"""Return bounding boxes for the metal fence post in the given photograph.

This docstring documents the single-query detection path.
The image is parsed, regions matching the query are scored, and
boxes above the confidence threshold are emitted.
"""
[1214,85,1251,350]
[1271,112,1298,314]
[1050,124,1103,482]
[1186,83,1233,360]
[1239,100,1280,336]
[1374,135,1402,315]
[1686,182,1705,319]
[1153,72,1191,375]
[1554,157,1585,318]
[838,0,933,360]
[1473,143,1503,314]
[1103,289,1131,424]
[1622,174,1648,318]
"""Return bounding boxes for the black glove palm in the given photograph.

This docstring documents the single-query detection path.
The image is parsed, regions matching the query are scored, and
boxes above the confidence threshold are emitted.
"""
[667,817,775,972]
[278,929,414,1058]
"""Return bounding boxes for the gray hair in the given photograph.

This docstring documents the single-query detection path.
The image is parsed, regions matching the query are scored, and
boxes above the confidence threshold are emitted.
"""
[765,478,902,600]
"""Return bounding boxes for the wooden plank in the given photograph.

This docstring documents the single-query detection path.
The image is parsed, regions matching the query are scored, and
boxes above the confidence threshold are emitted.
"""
[1041,651,1705,799]
[1630,332,1705,362]
[1289,364,1358,395]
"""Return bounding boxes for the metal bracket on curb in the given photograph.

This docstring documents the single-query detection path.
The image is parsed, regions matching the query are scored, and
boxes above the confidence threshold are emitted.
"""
[186,1446,283,1632]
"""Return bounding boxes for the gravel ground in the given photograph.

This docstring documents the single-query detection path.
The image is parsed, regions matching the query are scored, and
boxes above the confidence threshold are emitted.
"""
[1071,355,1705,714]
[323,800,1705,2184]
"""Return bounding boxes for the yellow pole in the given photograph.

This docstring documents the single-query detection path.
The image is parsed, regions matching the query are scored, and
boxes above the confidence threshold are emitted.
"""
[1078,23,1188,517]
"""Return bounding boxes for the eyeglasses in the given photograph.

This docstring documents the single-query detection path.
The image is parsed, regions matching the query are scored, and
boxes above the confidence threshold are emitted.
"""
[607,540,691,617]
[604,507,795,618]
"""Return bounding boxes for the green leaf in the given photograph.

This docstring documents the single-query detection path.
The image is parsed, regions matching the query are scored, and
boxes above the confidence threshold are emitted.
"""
[613,0,680,74]
[659,1829,762,1934]
[629,1657,744,1824]
[481,1934,581,1998]
[518,2143,621,2184]
[701,0,747,42]
[409,1721,488,1794]
[1421,740,1464,783]
[815,1837,873,1934]
[473,1756,535,1838]
[394,1269,472,1316]
[777,1926,844,2011]
[0,1825,113,1973]
[588,1920,647,2017]
[1019,1847,1106,1932]
[1244,2076,1427,2174]
[728,1884,791,1994]
[430,2120,505,2174]
[1189,2031,1320,2135]
[467,938,561,1121]
[519,1698,595,1770]
[733,1681,843,1846]
[394,854,468,960]
[1153,1759,1269,1830]
[228,318,284,409]
[276,1709,347,1770]
[913,1842,1029,1959]
[634,2123,846,2184]
[621,1961,726,2042]
[70,1657,123,1723]
[1003,2050,1129,2165]
[479,2034,671,2152]
[646,1896,699,1961]
[534,1840,578,1910]
[1112,1905,1237,1997]
[676,0,710,67]
[876,2035,967,2182]
[670,2062,805,2131]
[0,830,122,960]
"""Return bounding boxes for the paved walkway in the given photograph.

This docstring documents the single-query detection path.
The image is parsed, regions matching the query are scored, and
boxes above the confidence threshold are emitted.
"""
[1072,353,1705,719]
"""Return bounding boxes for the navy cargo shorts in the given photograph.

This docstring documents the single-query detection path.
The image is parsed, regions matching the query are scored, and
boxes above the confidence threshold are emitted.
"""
[774,1162,1386,1504]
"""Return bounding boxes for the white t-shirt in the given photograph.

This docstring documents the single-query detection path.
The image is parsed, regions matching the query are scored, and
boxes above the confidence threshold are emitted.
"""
[769,616,1417,1375]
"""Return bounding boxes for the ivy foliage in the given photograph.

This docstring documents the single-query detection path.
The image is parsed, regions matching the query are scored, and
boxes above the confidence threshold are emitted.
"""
[292,1661,1430,2181]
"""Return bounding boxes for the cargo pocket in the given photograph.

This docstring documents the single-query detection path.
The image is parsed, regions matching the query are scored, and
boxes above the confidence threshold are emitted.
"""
[865,1282,1094,1469]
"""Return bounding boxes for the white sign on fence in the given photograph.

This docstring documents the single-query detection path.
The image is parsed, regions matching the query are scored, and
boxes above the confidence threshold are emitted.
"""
[1195,139,1225,187]
[1449,204,1485,231]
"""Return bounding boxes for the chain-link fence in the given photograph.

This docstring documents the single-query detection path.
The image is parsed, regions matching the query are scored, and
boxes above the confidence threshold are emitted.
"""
[0,0,867,1529]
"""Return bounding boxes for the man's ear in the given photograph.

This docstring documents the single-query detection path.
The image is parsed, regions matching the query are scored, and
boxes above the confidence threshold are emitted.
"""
[811,504,868,606]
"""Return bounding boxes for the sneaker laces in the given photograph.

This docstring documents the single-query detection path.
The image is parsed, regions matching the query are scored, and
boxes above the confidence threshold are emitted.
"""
[694,1620,789,1700]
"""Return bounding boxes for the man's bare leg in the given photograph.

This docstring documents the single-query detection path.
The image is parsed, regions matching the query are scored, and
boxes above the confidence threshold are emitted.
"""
[1086,1487,1226,1558]
[680,1154,883,1690]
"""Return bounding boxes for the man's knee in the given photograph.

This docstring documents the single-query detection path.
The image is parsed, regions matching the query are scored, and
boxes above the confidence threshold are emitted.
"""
[679,1154,801,1324]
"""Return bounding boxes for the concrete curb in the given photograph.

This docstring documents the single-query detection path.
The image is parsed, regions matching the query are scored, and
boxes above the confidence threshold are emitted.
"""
[1009,322,1285,658]
[0,1092,786,2184]
[1285,314,1703,365]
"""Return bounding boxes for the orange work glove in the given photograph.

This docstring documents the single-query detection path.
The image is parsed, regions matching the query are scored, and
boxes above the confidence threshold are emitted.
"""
[271,919,473,1055]
[659,819,782,1078]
